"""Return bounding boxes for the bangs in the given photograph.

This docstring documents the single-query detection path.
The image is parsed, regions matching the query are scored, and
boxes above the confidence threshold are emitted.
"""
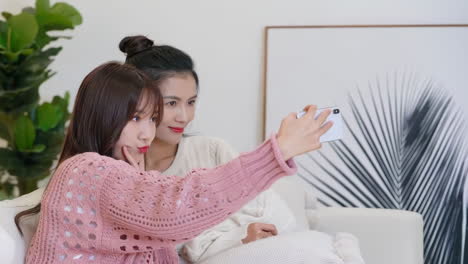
[57,62,159,160]
[64,62,165,158]
[134,79,163,126]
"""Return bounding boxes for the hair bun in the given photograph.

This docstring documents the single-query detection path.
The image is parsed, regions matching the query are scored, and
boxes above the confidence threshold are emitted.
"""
[119,35,154,57]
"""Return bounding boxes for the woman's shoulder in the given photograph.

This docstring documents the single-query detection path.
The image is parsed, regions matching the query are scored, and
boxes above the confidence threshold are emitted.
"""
[182,135,234,151]
[181,135,238,164]
[43,153,122,201]
[62,152,111,163]
[58,152,123,172]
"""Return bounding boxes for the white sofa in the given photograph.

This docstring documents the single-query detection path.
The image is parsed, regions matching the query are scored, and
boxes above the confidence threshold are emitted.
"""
[0,176,424,264]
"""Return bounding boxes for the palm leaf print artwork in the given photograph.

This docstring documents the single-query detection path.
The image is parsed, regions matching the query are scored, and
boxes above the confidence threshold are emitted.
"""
[297,72,467,264]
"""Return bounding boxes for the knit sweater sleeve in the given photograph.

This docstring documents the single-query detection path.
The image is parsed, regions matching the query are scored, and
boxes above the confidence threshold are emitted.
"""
[99,135,296,244]
[179,138,258,262]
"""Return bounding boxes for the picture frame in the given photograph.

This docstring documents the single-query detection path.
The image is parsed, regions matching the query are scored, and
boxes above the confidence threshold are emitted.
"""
[263,24,468,264]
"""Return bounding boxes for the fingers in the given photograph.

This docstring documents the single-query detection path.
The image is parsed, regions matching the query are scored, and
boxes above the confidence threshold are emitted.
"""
[318,121,334,136]
[259,223,278,235]
[302,104,316,113]
[315,109,331,125]
[251,223,278,235]
[304,105,318,119]
[122,146,139,169]
[138,158,145,171]
[244,223,278,243]
[261,224,278,235]
[122,146,133,164]
[258,231,274,239]
[270,226,278,236]
[285,112,297,121]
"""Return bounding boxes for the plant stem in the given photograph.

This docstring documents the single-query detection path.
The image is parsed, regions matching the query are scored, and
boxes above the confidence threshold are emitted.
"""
[17,177,38,196]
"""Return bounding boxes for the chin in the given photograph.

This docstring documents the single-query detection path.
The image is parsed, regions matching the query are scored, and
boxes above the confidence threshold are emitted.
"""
[170,134,184,144]
[157,135,182,146]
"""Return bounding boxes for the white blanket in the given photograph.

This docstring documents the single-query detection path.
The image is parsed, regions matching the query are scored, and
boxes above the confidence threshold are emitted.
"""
[181,189,297,262]
[197,230,366,264]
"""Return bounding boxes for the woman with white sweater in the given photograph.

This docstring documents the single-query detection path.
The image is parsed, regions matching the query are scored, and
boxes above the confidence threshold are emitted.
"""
[120,35,296,262]
[120,35,365,264]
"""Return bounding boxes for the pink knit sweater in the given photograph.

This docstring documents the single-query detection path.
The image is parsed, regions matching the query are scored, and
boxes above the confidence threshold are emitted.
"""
[25,135,296,264]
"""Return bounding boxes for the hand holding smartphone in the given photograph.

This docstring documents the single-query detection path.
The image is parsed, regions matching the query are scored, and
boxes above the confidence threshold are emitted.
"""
[297,106,344,143]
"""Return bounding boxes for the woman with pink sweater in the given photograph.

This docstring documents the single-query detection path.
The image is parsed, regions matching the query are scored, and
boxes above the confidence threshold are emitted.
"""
[17,62,332,264]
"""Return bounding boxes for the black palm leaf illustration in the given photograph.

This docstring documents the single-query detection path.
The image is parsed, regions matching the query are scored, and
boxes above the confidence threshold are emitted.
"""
[297,72,467,264]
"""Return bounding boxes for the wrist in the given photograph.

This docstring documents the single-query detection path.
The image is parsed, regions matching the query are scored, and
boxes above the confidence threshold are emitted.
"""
[276,135,292,160]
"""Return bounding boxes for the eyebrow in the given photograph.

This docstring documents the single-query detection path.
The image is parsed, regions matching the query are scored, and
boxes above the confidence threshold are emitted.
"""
[162,95,198,101]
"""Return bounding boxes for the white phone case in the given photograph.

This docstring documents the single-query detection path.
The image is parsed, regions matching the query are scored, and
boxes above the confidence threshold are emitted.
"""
[297,106,344,143]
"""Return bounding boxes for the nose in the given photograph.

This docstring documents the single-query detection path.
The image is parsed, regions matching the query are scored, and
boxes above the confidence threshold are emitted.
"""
[175,106,188,123]
[138,121,155,144]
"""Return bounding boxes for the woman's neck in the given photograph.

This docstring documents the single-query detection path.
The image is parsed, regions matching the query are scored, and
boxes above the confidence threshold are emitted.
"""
[145,139,179,172]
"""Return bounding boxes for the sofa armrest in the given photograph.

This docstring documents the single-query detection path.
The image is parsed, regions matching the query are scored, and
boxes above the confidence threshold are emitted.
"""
[0,188,44,264]
[0,224,16,264]
[310,207,424,264]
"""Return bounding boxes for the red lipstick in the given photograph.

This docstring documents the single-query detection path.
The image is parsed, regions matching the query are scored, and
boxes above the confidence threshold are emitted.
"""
[169,127,184,133]
[138,146,149,153]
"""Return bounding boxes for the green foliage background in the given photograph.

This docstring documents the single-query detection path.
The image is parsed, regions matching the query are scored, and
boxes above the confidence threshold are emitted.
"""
[0,0,82,199]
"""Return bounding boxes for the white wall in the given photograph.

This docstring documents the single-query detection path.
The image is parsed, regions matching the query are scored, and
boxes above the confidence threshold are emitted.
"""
[1,0,468,151]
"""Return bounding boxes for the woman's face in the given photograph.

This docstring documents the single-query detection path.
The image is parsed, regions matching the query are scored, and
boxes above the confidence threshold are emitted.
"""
[156,73,198,145]
[113,96,157,160]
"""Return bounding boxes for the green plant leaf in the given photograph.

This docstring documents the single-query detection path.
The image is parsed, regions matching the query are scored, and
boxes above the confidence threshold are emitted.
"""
[0,189,9,201]
[21,7,36,15]
[20,144,46,153]
[0,50,21,62]
[35,0,51,14]
[0,48,34,62]
[0,85,39,112]
[1,12,13,20]
[8,12,39,52]
[52,91,70,112]
[0,20,8,49]
[37,102,62,131]
[36,1,82,31]
[35,130,64,160]
[0,147,23,170]
[50,3,82,25]
[64,91,70,104]
[17,47,61,76]
[21,48,34,55]
[0,111,15,142]
[0,146,52,188]
[50,92,70,128]
[35,29,56,49]
[33,144,46,152]
[14,115,35,150]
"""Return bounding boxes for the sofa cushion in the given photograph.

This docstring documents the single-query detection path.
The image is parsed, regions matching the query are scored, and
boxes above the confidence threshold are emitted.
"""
[270,175,317,231]
[0,188,43,264]
[197,230,364,264]
[1,176,319,263]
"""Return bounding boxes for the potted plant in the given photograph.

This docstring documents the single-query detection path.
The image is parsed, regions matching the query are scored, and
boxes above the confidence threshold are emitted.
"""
[0,0,82,199]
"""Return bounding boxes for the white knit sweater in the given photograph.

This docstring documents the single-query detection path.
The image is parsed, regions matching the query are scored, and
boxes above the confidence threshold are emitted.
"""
[161,135,297,263]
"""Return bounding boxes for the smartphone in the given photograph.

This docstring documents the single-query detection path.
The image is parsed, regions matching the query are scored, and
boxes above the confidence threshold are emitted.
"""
[296,106,344,143]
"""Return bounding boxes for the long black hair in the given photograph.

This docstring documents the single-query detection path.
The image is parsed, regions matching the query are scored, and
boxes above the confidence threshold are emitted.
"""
[119,35,199,87]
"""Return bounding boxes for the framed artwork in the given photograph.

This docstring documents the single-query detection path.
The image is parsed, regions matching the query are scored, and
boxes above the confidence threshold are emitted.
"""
[263,24,468,264]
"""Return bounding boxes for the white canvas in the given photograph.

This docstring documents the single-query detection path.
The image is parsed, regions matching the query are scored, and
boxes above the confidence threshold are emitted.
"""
[264,25,468,264]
